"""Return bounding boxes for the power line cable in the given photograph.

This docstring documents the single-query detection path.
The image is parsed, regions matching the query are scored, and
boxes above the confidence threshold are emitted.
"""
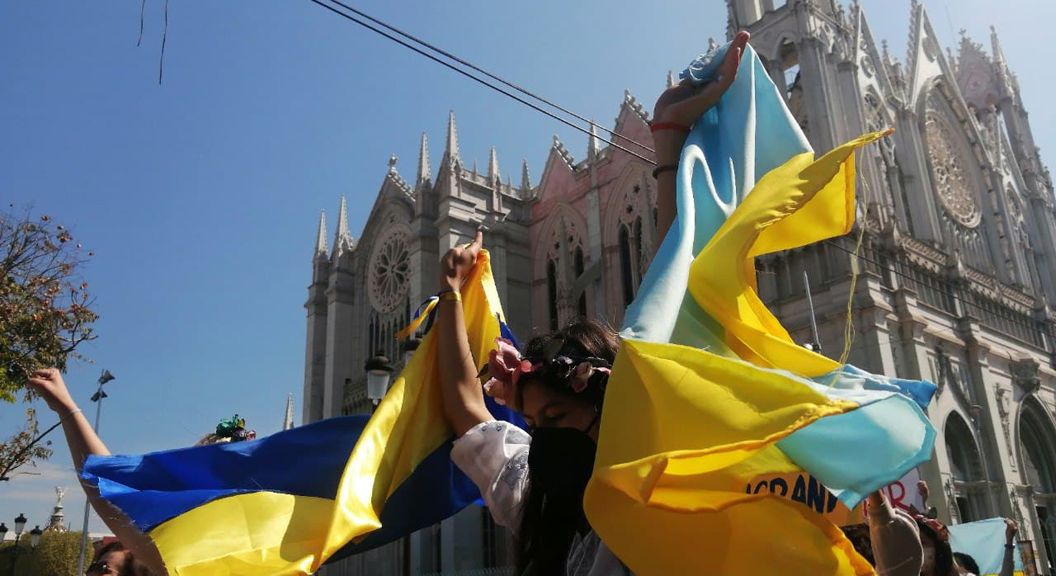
[303,0,1051,344]
[323,0,656,154]
[304,0,657,165]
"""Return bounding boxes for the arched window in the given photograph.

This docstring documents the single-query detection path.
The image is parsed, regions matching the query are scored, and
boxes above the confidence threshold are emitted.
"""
[574,247,587,317]
[619,225,635,306]
[1020,400,1056,573]
[547,259,559,330]
[945,413,988,522]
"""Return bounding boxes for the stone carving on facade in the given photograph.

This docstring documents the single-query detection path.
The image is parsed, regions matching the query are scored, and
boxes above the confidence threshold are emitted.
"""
[995,387,1017,472]
[1010,358,1042,395]
[367,226,411,314]
[924,97,983,229]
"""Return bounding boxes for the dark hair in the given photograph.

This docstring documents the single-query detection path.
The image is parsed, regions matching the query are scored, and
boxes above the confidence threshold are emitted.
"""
[515,318,620,411]
[92,540,154,576]
[515,319,619,576]
[953,552,981,575]
[839,523,875,566]
[917,519,955,576]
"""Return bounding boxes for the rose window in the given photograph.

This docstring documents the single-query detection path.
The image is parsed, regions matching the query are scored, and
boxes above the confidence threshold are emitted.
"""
[924,108,982,228]
[368,228,410,313]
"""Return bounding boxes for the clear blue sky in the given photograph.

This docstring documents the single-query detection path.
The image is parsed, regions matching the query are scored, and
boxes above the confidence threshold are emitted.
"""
[1,0,1052,534]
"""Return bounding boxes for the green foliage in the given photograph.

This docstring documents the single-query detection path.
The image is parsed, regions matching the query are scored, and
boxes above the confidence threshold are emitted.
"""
[28,531,82,576]
[0,205,97,402]
[0,531,83,576]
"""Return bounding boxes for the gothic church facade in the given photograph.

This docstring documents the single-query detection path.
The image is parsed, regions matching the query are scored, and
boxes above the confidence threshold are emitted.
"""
[304,1,1056,573]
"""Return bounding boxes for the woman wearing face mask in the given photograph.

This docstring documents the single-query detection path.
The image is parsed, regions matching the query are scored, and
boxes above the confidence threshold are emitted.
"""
[437,32,750,576]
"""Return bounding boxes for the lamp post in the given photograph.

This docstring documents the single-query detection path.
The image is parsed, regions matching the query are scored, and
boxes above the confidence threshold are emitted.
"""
[365,352,394,410]
[76,369,115,576]
[3,514,41,573]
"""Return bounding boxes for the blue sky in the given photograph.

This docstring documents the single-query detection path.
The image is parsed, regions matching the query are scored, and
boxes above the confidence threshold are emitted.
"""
[1,0,1052,534]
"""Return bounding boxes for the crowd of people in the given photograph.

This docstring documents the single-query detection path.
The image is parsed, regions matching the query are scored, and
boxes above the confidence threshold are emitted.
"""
[23,30,1023,576]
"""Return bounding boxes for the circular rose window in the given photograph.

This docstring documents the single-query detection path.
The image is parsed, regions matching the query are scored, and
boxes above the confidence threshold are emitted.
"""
[367,227,411,313]
[924,107,982,228]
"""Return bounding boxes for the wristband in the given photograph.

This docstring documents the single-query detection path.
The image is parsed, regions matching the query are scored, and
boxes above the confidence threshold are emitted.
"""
[1005,543,1016,550]
[650,122,691,133]
[438,291,461,302]
[652,164,678,179]
[62,408,83,421]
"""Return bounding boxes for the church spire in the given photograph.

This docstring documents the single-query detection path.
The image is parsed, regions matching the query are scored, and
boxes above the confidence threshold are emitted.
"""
[666,70,676,88]
[487,147,500,182]
[442,110,460,168]
[990,25,1008,66]
[314,210,328,257]
[283,393,295,430]
[416,132,431,188]
[333,196,354,256]
[588,122,601,160]
[521,159,531,195]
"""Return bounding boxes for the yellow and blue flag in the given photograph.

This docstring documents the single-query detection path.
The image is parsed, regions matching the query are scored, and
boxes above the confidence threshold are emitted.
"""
[82,251,522,575]
[585,42,937,575]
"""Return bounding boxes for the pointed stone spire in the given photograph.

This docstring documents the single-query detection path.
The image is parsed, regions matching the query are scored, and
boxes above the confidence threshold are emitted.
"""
[442,110,460,168]
[666,70,676,88]
[487,147,500,182]
[314,210,328,257]
[333,196,354,256]
[416,132,431,188]
[283,393,295,430]
[521,159,532,196]
[472,159,479,177]
[588,122,602,160]
[990,25,1007,64]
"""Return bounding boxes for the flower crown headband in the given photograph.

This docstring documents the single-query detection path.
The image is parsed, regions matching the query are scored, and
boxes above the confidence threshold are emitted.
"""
[479,337,611,409]
[215,414,256,442]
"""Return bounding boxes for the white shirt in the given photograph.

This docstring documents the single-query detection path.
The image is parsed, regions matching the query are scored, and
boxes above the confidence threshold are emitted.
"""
[450,420,632,576]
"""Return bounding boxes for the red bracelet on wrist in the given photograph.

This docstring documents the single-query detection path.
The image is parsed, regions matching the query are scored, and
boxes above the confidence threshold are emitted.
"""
[650,122,692,133]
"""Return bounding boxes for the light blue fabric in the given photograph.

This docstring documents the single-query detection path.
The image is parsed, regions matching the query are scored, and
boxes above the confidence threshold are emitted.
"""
[621,43,810,345]
[620,41,936,511]
[949,518,1023,575]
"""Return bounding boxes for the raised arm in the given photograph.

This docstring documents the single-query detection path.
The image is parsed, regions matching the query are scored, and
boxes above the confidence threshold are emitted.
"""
[1000,519,1018,576]
[436,231,493,435]
[27,369,168,575]
[651,31,750,245]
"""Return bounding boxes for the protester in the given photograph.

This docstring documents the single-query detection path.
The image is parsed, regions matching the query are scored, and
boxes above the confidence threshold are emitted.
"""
[86,540,153,576]
[28,368,167,575]
[866,490,923,576]
[953,551,981,575]
[435,31,750,576]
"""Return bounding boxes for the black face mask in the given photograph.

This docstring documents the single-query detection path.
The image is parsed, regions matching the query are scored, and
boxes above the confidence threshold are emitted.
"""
[527,414,599,508]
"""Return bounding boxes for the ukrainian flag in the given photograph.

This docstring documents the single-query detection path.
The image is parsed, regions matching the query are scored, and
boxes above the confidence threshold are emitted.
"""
[949,519,1025,576]
[584,43,937,575]
[82,251,522,575]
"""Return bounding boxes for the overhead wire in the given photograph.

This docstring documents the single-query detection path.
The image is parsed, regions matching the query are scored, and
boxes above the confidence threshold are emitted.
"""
[304,0,657,165]
[301,0,1051,345]
[322,0,656,154]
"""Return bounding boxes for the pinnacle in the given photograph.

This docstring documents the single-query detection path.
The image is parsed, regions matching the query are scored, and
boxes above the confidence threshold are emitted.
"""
[314,210,328,256]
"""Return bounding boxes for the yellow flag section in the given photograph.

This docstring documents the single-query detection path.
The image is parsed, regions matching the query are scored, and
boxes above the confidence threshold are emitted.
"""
[585,132,891,576]
[149,251,505,575]
[585,340,872,576]
[689,129,893,378]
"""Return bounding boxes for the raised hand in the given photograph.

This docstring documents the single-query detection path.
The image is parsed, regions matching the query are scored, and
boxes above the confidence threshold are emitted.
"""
[27,368,76,413]
[1006,518,1018,544]
[651,31,750,165]
[439,230,484,292]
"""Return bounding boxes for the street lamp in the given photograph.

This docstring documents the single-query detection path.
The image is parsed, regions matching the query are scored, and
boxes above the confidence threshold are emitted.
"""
[365,352,394,406]
[29,526,42,549]
[5,514,38,573]
[77,369,116,576]
[401,337,421,366]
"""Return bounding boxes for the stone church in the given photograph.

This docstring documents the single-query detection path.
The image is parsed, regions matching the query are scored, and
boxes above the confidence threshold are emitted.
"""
[303,0,1056,573]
